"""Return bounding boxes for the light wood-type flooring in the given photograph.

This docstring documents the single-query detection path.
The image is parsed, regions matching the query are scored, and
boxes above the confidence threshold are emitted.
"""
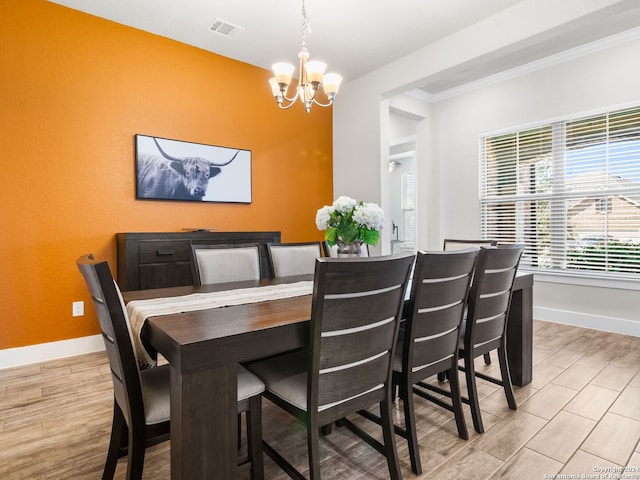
[1,320,639,480]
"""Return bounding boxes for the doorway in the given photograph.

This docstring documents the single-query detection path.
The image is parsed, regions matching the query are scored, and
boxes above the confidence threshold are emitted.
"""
[389,134,417,254]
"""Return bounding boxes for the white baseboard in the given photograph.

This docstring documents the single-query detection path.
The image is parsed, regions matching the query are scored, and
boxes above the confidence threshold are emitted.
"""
[0,335,105,370]
[534,307,640,337]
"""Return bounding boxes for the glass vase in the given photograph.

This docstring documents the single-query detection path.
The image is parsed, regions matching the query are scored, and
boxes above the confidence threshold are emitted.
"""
[336,240,362,258]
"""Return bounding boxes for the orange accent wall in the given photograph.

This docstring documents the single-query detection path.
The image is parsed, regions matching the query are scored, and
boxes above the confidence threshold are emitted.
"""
[0,1,333,350]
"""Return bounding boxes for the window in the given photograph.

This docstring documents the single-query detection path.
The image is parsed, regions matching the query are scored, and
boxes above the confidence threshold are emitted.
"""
[595,198,611,214]
[402,172,416,244]
[480,105,640,279]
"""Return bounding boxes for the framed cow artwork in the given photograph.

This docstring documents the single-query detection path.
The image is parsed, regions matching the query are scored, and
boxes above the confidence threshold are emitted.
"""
[135,134,252,203]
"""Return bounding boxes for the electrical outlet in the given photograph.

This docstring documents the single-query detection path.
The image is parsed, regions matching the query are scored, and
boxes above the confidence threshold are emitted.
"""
[72,301,84,317]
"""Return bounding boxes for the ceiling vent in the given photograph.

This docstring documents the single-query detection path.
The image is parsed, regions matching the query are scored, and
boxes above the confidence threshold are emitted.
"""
[208,18,244,39]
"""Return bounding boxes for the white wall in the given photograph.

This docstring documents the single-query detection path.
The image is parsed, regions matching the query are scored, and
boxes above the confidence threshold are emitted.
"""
[434,36,640,240]
[333,2,640,336]
[431,35,640,336]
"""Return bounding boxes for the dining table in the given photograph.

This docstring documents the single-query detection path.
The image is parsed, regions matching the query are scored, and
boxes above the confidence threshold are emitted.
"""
[122,271,533,480]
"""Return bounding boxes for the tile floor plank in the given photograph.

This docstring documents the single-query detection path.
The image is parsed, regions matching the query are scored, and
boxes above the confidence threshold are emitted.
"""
[581,413,640,466]
[564,384,620,421]
[609,384,640,421]
[519,383,577,420]
[526,411,596,463]
[490,447,563,479]
[560,450,622,477]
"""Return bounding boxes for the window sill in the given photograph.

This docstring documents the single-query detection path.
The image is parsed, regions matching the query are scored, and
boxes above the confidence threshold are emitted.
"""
[522,269,640,291]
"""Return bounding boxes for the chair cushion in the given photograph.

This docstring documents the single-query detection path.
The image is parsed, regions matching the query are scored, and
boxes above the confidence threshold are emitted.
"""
[140,364,171,425]
[238,365,265,401]
[140,364,265,425]
[247,351,308,411]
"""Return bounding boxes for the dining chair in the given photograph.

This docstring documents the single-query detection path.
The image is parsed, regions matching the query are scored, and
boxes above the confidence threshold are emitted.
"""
[190,243,266,456]
[426,244,525,434]
[388,248,479,475]
[321,240,370,257]
[247,255,414,480]
[191,243,261,286]
[459,244,525,433]
[443,238,498,367]
[266,241,323,277]
[77,254,265,480]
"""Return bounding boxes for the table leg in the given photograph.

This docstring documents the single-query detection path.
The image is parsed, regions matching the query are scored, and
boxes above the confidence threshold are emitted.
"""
[169,363,238,479]
[507,285,533,386]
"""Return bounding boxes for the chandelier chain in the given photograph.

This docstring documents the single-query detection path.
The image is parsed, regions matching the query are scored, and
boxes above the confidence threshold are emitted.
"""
[301,0,311,47]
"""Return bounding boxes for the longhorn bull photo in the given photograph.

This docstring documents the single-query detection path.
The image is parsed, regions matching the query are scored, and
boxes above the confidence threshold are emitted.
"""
[136,136,241,201]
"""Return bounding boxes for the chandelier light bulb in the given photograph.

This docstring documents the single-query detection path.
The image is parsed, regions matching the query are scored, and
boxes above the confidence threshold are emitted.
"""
[304,61,327,85]
[322,73,342,96]
[272,63,295,88]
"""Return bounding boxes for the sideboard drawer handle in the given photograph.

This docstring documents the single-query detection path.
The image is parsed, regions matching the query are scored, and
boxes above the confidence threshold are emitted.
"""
[156,250,175,256]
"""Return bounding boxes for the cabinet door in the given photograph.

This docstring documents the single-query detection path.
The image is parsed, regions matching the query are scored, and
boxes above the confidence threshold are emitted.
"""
[139,263,192,290]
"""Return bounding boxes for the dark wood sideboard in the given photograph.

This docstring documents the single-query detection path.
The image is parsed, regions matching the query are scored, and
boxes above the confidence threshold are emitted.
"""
[116,231,281,291]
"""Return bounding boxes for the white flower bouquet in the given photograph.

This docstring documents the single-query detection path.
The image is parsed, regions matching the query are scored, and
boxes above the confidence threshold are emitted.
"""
[315,196,384,246]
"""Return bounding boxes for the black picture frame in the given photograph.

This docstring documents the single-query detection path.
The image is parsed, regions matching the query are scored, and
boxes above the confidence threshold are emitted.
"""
[135,134,252,203]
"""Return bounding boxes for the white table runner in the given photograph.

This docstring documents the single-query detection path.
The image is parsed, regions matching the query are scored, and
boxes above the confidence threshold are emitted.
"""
[127,281,314,369]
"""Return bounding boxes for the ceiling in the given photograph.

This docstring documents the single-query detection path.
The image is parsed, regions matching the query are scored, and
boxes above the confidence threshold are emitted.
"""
[48,0,640,95]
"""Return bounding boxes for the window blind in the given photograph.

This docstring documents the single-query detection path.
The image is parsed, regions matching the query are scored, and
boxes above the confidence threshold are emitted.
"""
[480,106,640,279]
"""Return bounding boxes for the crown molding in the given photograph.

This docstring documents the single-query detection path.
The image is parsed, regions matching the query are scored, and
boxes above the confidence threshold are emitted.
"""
[405,88,432,103]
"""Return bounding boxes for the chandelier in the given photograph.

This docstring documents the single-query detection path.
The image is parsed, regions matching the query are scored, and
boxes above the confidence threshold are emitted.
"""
[268,0,342,113]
